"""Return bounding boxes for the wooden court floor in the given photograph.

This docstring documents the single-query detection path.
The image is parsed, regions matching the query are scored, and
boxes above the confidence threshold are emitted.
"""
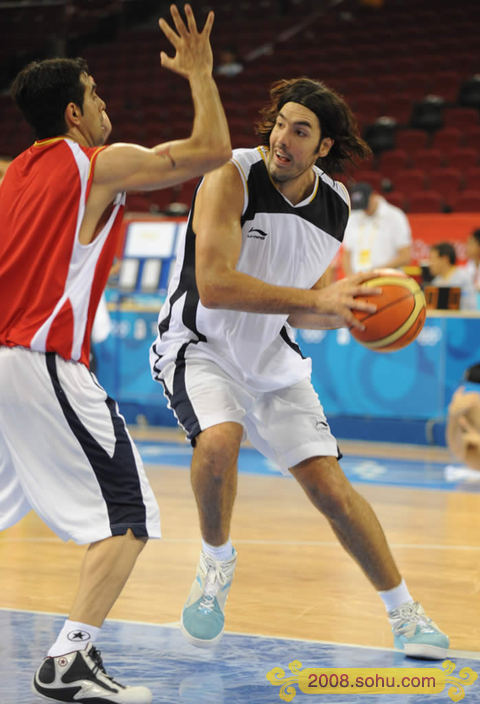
[1,432,479,655]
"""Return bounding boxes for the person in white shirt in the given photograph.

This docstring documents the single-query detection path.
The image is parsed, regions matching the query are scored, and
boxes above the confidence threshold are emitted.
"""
[342,182,412,275]
[465,228,480,308]
[428,242,476,310]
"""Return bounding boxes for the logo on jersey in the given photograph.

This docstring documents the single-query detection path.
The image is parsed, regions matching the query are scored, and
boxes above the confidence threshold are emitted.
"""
[247,227,269,240]
[67,630,91,642]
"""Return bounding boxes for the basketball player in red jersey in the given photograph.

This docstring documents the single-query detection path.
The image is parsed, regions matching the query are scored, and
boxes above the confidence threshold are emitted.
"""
[0,5,230,703]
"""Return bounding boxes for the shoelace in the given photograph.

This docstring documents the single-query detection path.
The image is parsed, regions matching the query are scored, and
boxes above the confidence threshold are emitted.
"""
[88,647,122,687]
[391,603,432,635]
[198,556,231,611]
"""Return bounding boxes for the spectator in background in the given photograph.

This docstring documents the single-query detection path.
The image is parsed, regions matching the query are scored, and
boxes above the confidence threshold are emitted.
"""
[428,242,476,309]
[447,363,480,471]
[465,228,480,307]
[342,182,412,276]
[215,47,243,77]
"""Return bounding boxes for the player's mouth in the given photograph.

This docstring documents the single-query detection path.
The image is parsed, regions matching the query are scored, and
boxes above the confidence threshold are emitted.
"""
[274,149,291,165]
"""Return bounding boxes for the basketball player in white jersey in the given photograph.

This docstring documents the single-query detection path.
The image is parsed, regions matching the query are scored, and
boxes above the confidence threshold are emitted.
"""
[151,77,449,659]
[0,5,230,702]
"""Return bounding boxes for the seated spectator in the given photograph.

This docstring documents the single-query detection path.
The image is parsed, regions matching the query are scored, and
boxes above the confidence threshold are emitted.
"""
[447,363,480,471]
[465,228,480,307]
[342,182,411,275]
[428,242,476,309]
[215,47,243,77]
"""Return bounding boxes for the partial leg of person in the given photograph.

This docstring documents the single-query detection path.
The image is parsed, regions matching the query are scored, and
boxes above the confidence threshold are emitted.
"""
[181,421,243,647]
[291,456,449,659]
[0,347,158,702]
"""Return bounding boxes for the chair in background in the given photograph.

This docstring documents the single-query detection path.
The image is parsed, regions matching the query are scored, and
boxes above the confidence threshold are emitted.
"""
[411,148,445,171]
[428,168,464,209]
[450,190,480,212]
[395,129,429,152]
[408,191,444,213]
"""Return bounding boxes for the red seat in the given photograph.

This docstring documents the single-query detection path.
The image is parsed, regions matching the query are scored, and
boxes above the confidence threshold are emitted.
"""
[395,129,429,152]
[383,95,414,125]
[431,127,463,151]
[464,167,480,191]
[408,191,444,213]
[125,194,153,213]
[443,107,480,129]
[411,148,445,171]
[446,148,479,170]
[463,124,480,150]
[450,190,480,212]
[428,168,463,206]
[390,168,427,196]
[378,149,410,177]
[384,191,407,210]
[349,169,384,193]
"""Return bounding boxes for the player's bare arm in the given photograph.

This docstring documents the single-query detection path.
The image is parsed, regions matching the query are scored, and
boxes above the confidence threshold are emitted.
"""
[93,4,230,195]
[194,161,379,329]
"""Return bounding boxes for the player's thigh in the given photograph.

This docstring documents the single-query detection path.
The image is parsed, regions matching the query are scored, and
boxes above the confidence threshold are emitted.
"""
[0,426,32,530]
[245,377,340,474]
[160,357,253,442]
[0,347,160,544]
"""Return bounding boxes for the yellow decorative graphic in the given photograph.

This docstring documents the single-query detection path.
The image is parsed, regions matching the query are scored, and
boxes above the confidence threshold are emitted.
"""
[442,659,478,703]
[266,660,479,701]
[266,660,303,702]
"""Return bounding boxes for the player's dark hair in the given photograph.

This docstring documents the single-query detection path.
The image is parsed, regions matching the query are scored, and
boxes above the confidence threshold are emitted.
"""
[256,77,371,175]
[431,242,457,265]
[464,363,480,385]
[11,57,89,139]
[472,228,480,246]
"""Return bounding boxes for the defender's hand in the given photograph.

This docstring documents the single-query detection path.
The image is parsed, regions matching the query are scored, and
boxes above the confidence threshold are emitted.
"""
[159,4,214,79]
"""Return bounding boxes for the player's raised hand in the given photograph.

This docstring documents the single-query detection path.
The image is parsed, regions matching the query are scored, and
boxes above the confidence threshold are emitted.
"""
[159,4,214,79]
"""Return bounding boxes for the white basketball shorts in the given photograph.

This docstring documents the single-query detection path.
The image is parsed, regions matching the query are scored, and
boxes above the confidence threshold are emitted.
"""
[0,346,161,544]
[159,356,340,473]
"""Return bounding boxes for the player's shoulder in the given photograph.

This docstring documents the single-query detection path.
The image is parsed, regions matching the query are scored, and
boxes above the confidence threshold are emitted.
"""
[314,167,350,208]
[231,145,265,172]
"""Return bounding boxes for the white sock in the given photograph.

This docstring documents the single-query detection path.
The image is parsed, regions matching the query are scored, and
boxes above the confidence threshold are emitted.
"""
[48,619,100,657]
[202,538,234,562]
[378,579,414,614]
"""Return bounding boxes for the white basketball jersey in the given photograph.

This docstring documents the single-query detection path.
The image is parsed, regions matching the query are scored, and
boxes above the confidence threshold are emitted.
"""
[150,146,350,392]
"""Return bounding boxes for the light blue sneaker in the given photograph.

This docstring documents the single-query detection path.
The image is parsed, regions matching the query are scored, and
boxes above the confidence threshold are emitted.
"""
[181,549,237,648]
[389,601,449,659]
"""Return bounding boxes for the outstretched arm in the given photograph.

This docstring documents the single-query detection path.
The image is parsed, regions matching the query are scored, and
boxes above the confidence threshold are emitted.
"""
[194,162,380,331]
[94,4,230,194]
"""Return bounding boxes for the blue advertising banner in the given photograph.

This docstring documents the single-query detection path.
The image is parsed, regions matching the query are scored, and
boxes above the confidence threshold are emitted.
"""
[93,306,480,436]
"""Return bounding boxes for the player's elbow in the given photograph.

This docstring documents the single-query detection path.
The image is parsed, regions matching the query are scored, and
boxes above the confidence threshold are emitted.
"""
[197,278,223,309]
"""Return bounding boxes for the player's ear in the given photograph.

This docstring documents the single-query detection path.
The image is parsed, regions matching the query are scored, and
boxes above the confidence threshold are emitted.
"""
[318,137,334,157]
[65,102,81,127]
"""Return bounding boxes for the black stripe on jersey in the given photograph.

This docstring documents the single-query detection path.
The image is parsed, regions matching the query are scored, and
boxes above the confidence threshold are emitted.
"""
[280,325,305,359]
[161,342,202,445]
[241,160,349,243]
[157,187,206,342]
[45,353,148,537]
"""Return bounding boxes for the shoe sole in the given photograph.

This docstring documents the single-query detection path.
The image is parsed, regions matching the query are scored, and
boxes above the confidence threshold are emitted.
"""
[180,619,224,649]
[402,644,448,660]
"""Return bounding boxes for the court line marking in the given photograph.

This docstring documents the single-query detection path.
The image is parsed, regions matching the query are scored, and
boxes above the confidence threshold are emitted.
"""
[1,607,479,661]
[1,536,480,551]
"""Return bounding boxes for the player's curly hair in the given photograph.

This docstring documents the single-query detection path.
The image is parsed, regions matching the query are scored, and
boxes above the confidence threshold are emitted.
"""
[11,57,89,139]
[256,77,371,175]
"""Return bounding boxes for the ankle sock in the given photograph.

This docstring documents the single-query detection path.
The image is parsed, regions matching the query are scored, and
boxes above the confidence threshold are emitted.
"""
[378,579,414,613]
[48,619,100,657]
[202,538,234,562]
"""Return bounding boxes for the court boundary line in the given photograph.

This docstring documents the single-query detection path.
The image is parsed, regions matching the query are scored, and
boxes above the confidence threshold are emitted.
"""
[1,607,479,661]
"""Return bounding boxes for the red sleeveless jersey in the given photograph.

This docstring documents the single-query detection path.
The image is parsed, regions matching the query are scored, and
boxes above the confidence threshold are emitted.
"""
[0,137,125,366]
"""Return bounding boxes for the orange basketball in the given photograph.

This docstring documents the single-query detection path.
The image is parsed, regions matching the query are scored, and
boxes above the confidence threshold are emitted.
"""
[350,269,426,352]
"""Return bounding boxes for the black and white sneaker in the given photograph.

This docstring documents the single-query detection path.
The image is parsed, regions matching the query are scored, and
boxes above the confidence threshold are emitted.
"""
[32,643,152,703]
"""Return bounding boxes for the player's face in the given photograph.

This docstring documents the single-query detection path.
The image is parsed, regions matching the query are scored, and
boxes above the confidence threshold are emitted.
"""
[267,102,332,186]
[79,74,109,146]
[428,249,445,277]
